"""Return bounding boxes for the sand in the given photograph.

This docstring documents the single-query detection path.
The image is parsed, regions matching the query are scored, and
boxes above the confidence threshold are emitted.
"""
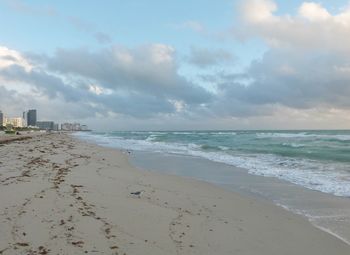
[0,133,349,255]
[0,134,33,144]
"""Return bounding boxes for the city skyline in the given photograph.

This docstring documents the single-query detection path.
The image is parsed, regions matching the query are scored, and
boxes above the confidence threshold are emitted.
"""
[1,0,350,130]
[0,108,88,131]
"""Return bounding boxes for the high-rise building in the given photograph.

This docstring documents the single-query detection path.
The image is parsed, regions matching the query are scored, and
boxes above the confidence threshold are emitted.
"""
[27,109,37,127]
[36,121,55,130]
[53,123,59,131]
[23,111,27,124]
[0,111,3,127]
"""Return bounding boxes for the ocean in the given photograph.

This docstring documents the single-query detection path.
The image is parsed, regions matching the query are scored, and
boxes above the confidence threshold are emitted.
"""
[75,130,350,244]
[75,130,350,197]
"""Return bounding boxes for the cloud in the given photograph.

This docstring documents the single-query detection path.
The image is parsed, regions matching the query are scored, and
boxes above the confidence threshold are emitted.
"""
[203,0,350,120]
[0,46,33,71]
[44,44,212,105]
[66,16,93,33]
[94,32,112,44]
[187,47,234,68]
[210,49,350,114]
[2,34,350,128]
[3,1,111,45]
[0,64,83,101]
[0,86,18,105]
[0,44,212,121]
[3,0,57,16]
[240,0,277,23]
[2,1,350,129]
[299,2,331,22]
[238,0,350,51]
[67,16,112,44]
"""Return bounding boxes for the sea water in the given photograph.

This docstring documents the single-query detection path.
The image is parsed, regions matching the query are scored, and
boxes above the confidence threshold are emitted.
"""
[75,130,350,197]
[75,130,350,244]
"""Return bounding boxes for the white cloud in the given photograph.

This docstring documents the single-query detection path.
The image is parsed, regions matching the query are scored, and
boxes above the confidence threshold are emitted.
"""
[0,44,212,122]
[0,46,33,72]
[299,2,331,22]
[169,99,185,113]
[239,0,350,51]
[2,1,350,129]
[241,0,278,23]
[148,44,174,64]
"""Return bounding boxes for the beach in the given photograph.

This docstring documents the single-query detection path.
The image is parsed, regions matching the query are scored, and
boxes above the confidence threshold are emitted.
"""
[0,132,36,144]
[0,133,349,255]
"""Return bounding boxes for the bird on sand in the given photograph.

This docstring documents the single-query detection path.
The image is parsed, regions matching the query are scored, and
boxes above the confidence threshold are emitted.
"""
[130,190,145,198]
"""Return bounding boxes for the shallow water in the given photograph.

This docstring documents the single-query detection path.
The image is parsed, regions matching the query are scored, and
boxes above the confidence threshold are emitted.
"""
[130,151,350,246]
[75,131,350,245]
[75,130,350,197]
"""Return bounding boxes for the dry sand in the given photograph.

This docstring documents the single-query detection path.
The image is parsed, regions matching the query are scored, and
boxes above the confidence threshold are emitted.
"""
[0,133,35,144]
[0,133,349,255]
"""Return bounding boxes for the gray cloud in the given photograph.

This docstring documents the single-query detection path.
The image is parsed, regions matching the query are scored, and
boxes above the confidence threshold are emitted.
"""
[66,16,112,44]
[187,47,234,68]
[66,16,93,33]
[3,42,350,126]
[192,0,350,120]
[44,44,212,106]
[0,65,83,101]
[2,0,350,129]
[206,48,350,118]
[94,32,112,44]
[0,86,18,105]
[0,55,18,61]
[0,44,213,121]
[3,0,57,16]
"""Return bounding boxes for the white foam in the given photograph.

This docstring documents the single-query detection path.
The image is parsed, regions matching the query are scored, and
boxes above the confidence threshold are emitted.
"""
[273,202,350,245]
[282,142,305,148]
[74,132,350,197]
[256,132,350,141]
[257,132,308,139]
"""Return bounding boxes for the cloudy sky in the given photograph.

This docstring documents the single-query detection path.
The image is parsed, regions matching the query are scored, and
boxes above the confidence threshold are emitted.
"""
[1,0,350,130]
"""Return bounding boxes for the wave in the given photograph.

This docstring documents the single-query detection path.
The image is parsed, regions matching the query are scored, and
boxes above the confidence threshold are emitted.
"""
[200,144,230,151]
[257,132,308,139]
[281,142,305,148]
[256,132,350,141]
[74,132,350,197]
[145,135,159,141]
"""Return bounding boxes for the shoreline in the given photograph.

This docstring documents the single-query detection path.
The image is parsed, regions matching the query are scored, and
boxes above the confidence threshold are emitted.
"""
[128,150,350,246]
[0,133,349,254]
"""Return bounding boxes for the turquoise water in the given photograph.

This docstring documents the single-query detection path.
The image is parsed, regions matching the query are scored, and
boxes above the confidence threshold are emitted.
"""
[75,130,350,197]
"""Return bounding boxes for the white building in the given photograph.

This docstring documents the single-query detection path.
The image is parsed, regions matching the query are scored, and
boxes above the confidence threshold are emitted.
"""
[73,123,81,131]
[61,122,88,131]
[61,123,73,131]
[4,117,26,128]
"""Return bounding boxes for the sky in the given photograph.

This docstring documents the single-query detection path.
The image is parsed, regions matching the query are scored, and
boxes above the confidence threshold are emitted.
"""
[1,0,350,130]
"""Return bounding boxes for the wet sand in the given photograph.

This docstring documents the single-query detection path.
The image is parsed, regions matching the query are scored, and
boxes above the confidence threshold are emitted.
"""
[0,133,349,254]
[130,151,350,245]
